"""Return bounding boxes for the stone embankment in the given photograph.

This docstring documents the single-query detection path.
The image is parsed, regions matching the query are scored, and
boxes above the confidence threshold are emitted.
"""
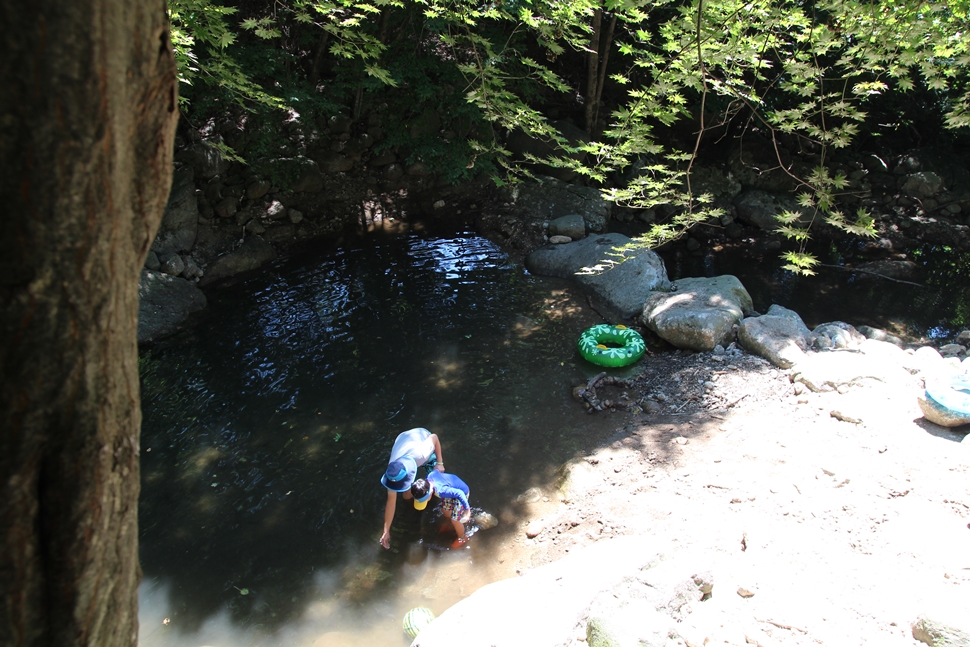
[530,220,970,426]
[139,133,970,344]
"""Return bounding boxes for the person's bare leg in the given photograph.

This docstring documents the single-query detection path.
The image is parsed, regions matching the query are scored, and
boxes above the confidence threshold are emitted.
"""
[450,518,465,538]
[449,518,467,548]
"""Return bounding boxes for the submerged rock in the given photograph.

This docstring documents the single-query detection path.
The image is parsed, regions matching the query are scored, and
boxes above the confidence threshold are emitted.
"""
[472,511,498,531]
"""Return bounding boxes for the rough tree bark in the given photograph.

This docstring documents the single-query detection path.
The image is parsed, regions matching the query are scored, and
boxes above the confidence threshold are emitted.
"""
[0,1,178,646]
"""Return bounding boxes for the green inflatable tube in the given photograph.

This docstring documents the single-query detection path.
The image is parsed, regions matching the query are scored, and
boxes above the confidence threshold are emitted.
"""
[577,324,646,368]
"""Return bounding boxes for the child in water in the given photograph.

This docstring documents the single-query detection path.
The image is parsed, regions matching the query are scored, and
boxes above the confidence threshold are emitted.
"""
[410,470,471,547]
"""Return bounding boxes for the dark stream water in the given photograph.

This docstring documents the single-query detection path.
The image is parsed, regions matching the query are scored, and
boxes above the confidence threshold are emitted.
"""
[137,223,628,647]
[660,238,969,340]
[137,222,968,647]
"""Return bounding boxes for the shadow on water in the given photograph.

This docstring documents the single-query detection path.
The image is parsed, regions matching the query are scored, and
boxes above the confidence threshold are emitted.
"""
[660,237,970,339]
[138,223,969,646]
[138,223,633,645]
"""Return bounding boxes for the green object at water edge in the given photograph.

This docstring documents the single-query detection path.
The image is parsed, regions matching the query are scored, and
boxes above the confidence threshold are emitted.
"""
[403,606,436,639]
[577,324,646,368]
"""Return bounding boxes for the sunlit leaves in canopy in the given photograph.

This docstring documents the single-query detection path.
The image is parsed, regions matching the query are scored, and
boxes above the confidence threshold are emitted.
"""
[166,0,970,273]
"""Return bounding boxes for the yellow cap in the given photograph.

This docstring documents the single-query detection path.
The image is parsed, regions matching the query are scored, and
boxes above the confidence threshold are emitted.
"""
[413,492,432,511]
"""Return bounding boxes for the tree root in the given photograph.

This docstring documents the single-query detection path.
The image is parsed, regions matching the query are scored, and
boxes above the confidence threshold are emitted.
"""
[572,371,639,412]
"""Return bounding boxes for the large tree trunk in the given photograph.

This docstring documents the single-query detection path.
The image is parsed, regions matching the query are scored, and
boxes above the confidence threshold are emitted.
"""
[0,1,178,646]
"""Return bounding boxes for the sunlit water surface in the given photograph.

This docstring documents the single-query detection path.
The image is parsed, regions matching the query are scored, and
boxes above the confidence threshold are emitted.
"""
[138,224,967,647]
[138,225,625,647]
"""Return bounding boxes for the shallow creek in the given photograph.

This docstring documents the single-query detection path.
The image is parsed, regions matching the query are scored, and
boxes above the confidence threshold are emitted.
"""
[137,223,966,646]
[138,223,627,646]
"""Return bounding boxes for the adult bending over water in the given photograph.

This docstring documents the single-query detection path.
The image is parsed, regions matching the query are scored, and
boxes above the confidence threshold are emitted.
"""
[380,427,445,549]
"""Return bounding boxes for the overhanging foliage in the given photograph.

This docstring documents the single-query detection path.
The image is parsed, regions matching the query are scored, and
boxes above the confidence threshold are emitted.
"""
[167,0,970,273]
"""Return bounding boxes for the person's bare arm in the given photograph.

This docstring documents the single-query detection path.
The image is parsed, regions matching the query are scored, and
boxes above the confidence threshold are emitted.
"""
[430,433,445,472]
[380,489,396,549]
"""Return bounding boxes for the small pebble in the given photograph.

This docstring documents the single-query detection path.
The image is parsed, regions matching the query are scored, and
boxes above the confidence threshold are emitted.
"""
[525,520,545,538]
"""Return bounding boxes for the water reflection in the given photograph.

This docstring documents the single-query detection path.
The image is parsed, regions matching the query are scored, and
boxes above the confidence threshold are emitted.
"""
[138,227,615,646]
[660,241,970,338]
[139,226,968,646]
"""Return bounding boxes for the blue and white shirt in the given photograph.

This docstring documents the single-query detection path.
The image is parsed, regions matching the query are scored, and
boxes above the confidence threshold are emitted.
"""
[427,471,470,509]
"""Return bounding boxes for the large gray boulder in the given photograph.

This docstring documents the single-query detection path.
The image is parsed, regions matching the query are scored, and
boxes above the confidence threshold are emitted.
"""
[858,325,906,348]
[314,150,355,173]
[738,307,814,368]
[138,270,207,343]
[764,303,810,329]
[526,233,670,318]
[198,236,277,287]
[291,158,325,193]
[908,345,953,377]
[640,275,752,351]
[811,321,866,350]
[790,339,917,393]
[151,166,199,257]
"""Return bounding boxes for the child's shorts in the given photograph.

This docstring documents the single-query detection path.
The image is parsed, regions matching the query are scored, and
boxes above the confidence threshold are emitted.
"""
[439,498,468,521]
